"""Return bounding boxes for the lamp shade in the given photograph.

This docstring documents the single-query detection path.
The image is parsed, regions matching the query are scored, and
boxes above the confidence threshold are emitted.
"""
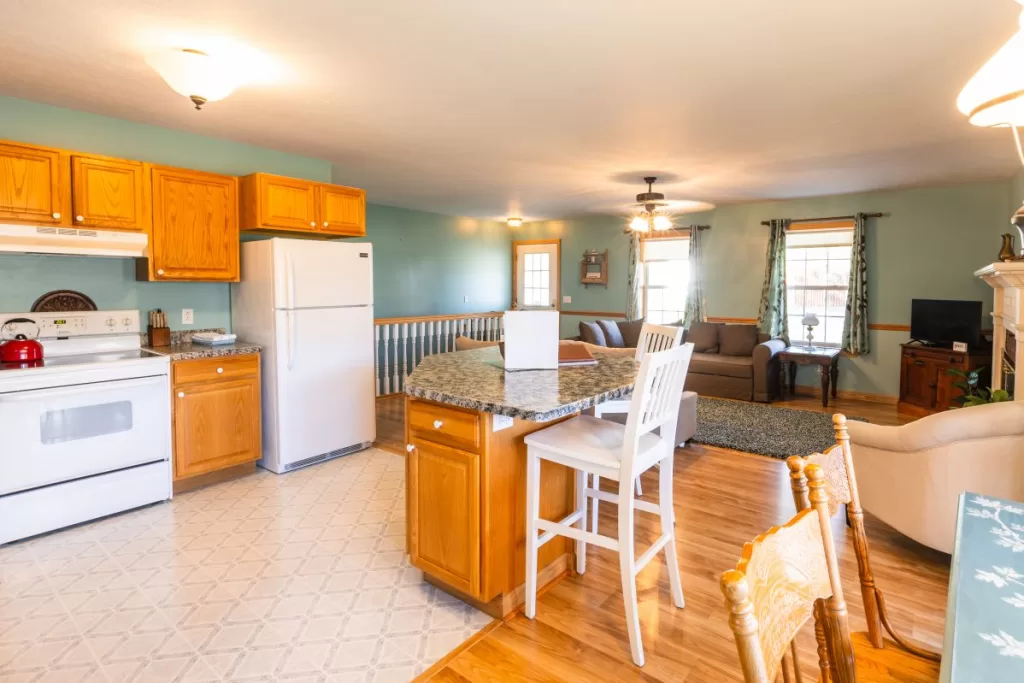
[802,314,820,327]
[146,49,241,107]
[653,215,673,231]
[630,216,650,232]
[958,10,1024,127]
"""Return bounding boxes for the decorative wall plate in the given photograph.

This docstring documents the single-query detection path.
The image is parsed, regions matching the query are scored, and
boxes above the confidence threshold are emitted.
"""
[30,290,98,312]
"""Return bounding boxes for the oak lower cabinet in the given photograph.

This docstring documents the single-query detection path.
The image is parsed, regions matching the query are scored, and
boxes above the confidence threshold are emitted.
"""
[405,398,574,618]
[0,141,68,225]
[240,172,366,237]
[172,354,261,492]
[898,343,989,416]
[70,154,147,231]
[139,166,240,282]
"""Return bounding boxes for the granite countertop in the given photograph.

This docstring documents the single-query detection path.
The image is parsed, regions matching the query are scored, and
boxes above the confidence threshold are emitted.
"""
[405,346,639,421]
[144,341,262,361]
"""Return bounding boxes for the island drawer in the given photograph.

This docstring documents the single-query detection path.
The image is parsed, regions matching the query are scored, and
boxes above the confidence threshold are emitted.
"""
[408,399,482,453]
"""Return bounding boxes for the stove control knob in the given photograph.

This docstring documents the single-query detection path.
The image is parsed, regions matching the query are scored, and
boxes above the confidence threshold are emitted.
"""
[122,317,132,326]
[105,318,115,328]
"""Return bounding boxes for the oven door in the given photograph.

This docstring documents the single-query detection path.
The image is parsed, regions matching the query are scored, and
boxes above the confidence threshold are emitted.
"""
[0,375,170,495]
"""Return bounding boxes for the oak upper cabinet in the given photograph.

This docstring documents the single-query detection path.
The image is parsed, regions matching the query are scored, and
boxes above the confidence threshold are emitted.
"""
[240,172,366,237]
[318,184,366,236]
[142,165,239,282]
[407,438,481,598]
[70,155,147,231]
[240,173,318,232]
[0,141,69,225]
[172,355,261,485]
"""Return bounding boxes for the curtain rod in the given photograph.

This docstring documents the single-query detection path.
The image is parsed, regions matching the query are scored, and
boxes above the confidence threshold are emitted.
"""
[760,213,885,226]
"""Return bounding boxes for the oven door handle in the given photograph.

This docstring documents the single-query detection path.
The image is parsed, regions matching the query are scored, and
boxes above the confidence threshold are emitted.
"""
[0,375,165,402]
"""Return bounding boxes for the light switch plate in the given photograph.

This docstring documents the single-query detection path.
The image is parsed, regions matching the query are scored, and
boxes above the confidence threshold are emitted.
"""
[181,309,194,325]
[563,295,572,304]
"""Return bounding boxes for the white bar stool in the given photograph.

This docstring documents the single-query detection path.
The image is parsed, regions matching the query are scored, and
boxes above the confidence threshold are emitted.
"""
[593,322,684,504]
[523,342,694,667]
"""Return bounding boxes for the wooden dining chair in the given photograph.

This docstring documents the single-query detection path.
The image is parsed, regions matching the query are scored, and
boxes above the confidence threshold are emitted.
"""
[786,414,941,680]
[592,322,684,505]
[721,463,857,683]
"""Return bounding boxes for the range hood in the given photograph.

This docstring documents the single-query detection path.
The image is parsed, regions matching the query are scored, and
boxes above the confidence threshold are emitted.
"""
[0,224,147,258]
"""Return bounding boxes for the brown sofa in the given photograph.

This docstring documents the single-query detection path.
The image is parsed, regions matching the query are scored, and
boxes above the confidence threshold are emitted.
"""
[577,319,785,402]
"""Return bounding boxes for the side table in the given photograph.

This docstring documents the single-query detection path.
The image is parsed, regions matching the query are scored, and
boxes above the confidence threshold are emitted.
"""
[778,346,841,407]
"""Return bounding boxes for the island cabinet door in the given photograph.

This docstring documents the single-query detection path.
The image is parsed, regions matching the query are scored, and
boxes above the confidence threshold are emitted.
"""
[407,439,481,598]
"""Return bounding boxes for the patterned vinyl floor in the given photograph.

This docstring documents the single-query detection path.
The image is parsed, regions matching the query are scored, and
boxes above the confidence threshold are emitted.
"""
[0,448,491,683]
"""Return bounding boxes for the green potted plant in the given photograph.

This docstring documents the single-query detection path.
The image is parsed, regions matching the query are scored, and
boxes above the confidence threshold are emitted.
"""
[947,366,1011,407]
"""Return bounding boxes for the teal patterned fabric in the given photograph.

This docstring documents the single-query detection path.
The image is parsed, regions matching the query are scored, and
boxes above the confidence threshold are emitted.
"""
[842,213,870,354]
[626,230,642,320]
[757,219,789,341]
[683,228,707,327]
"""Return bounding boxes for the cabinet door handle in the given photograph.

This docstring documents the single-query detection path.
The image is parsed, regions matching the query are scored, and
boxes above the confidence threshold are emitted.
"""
[323,222,329,227]
[310,221,316,227]
[76,215,84,222]
[177,391,185,398]
[156,269,165,276]
[914,360,924,366]
[433,420,443,429]
[406,444,415,453]
[52,212,61,219]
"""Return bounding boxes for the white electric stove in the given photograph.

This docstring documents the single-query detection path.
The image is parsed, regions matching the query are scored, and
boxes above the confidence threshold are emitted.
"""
[0,310,172,545]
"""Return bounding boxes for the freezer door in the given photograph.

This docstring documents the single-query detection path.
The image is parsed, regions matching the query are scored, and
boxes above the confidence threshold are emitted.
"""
[273,306,376,467]
[272,239,373,309]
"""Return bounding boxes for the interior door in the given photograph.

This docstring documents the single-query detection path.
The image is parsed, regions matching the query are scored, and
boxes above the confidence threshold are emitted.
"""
[272,239,373,309]
[514,241,559,310]
[274,305,376,466]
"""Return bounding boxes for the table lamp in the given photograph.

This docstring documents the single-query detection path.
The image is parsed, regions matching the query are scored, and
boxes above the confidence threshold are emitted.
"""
[802,314,820,349]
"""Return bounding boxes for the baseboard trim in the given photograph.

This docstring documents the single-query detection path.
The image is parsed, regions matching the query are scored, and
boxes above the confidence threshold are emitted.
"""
[792,385,898,405]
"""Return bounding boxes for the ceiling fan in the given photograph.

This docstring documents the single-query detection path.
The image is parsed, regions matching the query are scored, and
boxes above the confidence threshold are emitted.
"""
[629,176,673,232]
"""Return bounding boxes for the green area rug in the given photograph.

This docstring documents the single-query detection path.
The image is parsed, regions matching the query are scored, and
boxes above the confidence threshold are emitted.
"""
[692,397,863,459]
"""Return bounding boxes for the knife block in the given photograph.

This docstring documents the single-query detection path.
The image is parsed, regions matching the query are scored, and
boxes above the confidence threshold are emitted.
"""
[148,325,171,347]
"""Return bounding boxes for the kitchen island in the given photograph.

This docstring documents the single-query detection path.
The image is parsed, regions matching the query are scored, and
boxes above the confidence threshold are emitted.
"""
[403,346,639,617]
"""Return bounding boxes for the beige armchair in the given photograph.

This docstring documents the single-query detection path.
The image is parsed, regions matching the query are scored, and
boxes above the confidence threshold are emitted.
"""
[846,402,1024,554]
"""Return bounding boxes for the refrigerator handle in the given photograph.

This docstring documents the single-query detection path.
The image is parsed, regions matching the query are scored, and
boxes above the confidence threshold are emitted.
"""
[285,310,296,371]
[286,256,296,309]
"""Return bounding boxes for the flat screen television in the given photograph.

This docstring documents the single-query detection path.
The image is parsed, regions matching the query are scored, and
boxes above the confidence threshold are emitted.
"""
[910,299,982,348]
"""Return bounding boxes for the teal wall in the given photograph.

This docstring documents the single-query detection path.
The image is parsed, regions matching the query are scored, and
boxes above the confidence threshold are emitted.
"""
[523,180,1012,396]
[348,203,511,318]
[0,96,332,330]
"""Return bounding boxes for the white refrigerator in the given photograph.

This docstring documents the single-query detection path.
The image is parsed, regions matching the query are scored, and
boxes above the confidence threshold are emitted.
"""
[231,238,376,473]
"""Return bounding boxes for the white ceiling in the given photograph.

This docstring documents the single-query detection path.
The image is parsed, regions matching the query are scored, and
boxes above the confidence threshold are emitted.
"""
[1,0,1021,220]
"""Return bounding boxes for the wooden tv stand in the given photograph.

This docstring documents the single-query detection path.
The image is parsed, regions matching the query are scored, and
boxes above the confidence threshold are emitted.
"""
[898,343,989,417]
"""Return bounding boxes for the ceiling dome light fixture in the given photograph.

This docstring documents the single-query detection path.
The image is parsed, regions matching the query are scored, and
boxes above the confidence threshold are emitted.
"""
[507,217,523,228]
[146,48,243,110]
[958,0,1024,234]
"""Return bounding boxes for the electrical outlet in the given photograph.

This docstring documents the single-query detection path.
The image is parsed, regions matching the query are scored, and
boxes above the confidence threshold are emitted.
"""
[464,295,468,303]
[181,309,194,325]
[563,295,572,304]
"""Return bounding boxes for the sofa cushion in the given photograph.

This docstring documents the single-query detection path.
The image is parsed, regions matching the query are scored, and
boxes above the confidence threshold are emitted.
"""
[687,322,720,353]
[719,324,759,357]
[617,319,645,348]
[689,352,754,379]
[579,321,607,346]
[598,320,626,348]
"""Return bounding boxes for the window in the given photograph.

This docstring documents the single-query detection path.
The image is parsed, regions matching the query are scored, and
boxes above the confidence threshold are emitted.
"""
[522,252,551,307]
[642,236,689,325]
[513,240,560,310]
[785,228,853,347]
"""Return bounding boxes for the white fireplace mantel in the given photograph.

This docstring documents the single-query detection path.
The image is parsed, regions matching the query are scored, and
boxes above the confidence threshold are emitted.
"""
[974,261,1024,399]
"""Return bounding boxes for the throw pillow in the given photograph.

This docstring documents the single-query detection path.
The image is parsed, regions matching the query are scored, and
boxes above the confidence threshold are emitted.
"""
[718,324,760,356]
[454,335,499,351]
[687,321,719,353]
[617,319,645,348]
[579,321,607,346]
[597,320,626,348]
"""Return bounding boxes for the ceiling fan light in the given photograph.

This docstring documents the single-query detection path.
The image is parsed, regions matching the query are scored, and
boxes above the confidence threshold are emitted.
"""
[507,217,522,228]
[653,215,673,231]
[146,48,241,108]
[630,216,650,232]
[958,10,1024,127]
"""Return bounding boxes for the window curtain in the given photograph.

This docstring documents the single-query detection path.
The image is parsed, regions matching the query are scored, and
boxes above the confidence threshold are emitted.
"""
[757,219,790,341]
[626,231,642,320]
[682,228,707,327]
[842,213,870,353]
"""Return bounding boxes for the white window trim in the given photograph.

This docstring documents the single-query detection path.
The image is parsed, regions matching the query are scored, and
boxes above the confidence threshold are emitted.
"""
[641,235,690,325]
[785,227,853,349]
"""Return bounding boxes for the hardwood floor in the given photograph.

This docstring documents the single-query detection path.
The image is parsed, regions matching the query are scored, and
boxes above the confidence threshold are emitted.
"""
[374,395,949,682]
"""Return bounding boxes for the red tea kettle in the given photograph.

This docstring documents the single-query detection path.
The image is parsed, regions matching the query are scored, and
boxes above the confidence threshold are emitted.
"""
[0,318,44,363]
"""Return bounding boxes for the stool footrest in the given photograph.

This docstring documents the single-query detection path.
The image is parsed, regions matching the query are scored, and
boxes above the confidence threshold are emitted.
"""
[634,532,672,577]
[535,517,619,552]
[587,488,661,515]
